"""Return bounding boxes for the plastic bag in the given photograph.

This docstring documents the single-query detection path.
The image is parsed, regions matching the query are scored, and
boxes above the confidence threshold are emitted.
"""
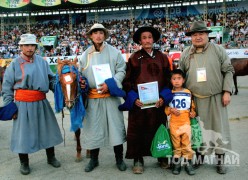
[150,124,173,158]
[190,117,203,150]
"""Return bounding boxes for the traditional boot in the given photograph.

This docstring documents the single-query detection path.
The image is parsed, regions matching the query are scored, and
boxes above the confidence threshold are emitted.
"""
[132,157,144,174]
[46,147,61,168]
[114,144,127,171]
[185,159,195,175]
[172,158,181,175]
[85,148,99,172]
[193,151,205,169]
[158,157,171,169]
[19,154,30,175]
[216,154,227,174]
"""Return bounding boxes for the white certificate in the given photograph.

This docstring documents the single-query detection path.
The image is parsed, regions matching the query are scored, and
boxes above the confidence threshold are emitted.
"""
[137,81,159,109]
[92,64,112,91]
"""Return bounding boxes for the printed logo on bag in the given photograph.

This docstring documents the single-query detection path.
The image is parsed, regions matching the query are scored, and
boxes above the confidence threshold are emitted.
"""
[156,140,171,151]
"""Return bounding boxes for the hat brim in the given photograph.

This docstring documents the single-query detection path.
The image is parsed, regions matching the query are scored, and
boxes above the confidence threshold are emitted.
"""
[185,30,212,36]
[133,26,160,44]
[18,42,38,45]
[86,28,109,39]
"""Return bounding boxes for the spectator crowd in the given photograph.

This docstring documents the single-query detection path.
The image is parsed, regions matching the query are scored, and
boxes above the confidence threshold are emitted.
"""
[0,9,247,59]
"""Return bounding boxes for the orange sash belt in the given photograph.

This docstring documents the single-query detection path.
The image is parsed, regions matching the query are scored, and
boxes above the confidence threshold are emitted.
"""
[88,89,110,99]
[15,89,46,102]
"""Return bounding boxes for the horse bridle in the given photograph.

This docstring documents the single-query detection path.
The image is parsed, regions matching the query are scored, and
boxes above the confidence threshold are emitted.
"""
[64,89,81,110]
[58,61,80,110]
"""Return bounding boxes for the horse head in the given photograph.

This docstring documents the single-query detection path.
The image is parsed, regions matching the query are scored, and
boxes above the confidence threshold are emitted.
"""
[57,57,79,109]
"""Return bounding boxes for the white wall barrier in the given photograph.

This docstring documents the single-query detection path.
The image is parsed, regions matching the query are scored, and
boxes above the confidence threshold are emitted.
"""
[44,49,248,65]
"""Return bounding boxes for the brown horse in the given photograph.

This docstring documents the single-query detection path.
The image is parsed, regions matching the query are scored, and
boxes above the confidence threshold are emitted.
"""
[231,58,248,95]
[57,57,89,161]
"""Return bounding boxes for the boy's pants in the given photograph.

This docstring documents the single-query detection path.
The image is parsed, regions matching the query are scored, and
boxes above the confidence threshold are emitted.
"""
[170,123,194,159]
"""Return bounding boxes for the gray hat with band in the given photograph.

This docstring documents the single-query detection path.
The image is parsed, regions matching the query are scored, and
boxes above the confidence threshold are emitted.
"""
[185,21,212,36]
[86,23,109,39]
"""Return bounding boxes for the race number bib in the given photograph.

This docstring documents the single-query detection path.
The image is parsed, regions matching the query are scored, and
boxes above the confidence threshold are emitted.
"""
[169,92,191,110]
[196,68,207,82]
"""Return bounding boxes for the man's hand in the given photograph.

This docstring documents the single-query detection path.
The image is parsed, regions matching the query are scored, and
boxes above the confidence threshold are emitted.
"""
[80,79,87,89]
[12,113,18,120]
[155,98,164,108]
[135,99,143,108]
[222,91,231,106]
[98,83,109,94]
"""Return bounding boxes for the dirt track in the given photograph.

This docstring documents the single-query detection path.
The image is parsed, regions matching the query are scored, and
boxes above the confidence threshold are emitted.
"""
[0,76,248,180]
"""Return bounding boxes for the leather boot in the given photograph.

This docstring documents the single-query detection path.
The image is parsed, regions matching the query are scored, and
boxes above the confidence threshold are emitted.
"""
[114,144,127,171]
[172,158,181,175]
[216,154,227,174]
[19,154,30,175]
[46,147,61,168]
[193,151,205,169]
[85,148,99,172]
[132,157,144,174]
[185,159,195,175]
[158,157,171,169]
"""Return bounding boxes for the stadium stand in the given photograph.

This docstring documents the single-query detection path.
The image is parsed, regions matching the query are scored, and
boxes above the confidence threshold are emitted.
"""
[0,1,247,59]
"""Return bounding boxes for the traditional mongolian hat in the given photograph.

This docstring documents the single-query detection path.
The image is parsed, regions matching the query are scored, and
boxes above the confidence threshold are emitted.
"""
[185,21,212,36]
[86,23,109,39]
[133,26,160,44]
[18,34,38,45]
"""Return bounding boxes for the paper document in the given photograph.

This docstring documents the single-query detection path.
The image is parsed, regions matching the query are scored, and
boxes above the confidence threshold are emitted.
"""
[92,64,112,92]
[137,81,159,109]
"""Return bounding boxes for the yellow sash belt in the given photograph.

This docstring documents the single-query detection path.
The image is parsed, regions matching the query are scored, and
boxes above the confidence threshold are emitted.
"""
[88,89,111,99]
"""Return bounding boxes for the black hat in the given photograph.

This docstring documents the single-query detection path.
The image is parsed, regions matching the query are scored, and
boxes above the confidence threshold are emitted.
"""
[133,26,160,44]
[185,21,212,36]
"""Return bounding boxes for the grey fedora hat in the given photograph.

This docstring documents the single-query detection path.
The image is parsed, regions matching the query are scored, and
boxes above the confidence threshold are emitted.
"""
[133,26,161,44]
[86,23,109,39]
[185,21,212,36]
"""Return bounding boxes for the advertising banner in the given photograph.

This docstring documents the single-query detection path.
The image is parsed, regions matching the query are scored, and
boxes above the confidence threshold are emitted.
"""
[32,0,61,6]
[43,49,248,72]
[86,1,248,22]
[67,0,97,4]
[226,49,248,59]
[208,26,223,38]
[40,36,57,47]
[0,0,30,8]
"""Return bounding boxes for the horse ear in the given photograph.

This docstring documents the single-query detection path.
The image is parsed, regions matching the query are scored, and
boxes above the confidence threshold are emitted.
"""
[57,57,61,64]
[74,56,78,63]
